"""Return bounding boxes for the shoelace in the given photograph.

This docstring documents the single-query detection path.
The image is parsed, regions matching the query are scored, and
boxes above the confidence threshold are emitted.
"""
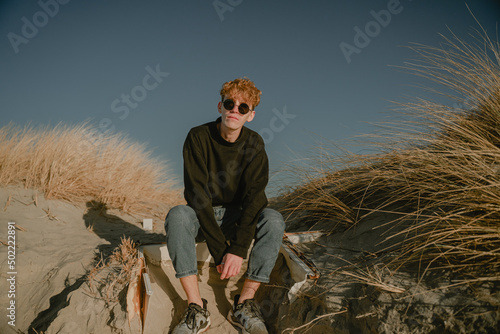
[239,300,264,322]
[183,304,203,330]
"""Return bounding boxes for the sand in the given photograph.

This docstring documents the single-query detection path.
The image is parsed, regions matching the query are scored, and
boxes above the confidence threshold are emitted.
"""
[1,187,498,333]
[0,187,298,333]
[0,187,103,333]
[277,211,500,333]
[0,187,166,333]
[143,257,246,333]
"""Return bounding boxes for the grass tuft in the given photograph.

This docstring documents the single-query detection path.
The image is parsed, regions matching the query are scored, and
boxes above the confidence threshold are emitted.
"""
[87,237,139,303]
[280,28,500,282]
[0,122,182,218]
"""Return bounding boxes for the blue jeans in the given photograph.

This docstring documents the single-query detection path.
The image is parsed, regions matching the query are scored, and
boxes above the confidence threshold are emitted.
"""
[164,205,285,283]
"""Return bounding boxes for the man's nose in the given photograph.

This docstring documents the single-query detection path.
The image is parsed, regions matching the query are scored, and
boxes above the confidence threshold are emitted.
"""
[230,104,239,112]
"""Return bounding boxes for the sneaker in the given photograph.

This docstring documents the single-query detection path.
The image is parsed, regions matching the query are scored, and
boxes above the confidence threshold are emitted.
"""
[227,295,268,334]
[172,299,210,334]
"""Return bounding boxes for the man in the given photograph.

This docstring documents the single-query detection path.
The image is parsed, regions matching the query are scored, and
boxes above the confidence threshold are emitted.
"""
[165,77,285,334]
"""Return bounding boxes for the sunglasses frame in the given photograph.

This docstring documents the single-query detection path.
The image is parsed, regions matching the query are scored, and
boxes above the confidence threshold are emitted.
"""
[222,99,251,115]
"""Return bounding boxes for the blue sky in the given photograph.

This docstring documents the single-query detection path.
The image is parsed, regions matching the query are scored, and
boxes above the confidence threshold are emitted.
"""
[1,0,499,196]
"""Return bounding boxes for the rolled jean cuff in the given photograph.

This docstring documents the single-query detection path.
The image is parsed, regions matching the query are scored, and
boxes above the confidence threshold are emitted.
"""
[246,272,271,284]
[174,269,198,279]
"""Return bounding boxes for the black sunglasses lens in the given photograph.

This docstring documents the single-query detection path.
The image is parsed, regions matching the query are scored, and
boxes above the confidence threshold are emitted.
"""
[223,99,234,110]
[238,104,250,114]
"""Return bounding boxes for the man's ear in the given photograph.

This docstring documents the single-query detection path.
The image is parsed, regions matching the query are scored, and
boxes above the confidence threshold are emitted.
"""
[246,110,256,122]
[217,101,222,114]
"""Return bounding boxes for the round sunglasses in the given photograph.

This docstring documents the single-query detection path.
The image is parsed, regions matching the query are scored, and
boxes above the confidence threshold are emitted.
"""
[222,99,251,115]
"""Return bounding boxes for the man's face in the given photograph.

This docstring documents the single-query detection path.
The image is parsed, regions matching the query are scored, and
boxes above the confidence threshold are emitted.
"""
[218,95,255,131]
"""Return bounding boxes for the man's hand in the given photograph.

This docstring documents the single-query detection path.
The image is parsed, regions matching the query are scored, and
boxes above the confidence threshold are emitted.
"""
[216,253,243,280]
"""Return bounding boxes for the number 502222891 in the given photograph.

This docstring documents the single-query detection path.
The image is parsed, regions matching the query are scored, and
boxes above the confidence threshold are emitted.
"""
[7,222,16,271]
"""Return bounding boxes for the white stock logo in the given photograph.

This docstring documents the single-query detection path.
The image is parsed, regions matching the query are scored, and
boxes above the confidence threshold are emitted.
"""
[7,0,71,54]
[213,0,243,22]
[79,64,168,154]
[339,0,411,64]
[259,106,296,144]
[110,64,170,121]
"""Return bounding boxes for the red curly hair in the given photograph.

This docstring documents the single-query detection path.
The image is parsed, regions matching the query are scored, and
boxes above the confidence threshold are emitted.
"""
[220,77,262,110]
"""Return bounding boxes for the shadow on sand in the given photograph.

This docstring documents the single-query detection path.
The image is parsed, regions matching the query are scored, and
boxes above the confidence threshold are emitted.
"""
[28,200,166,333]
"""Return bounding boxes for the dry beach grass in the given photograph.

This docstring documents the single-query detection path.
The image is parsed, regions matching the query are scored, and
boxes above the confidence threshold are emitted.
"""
[281,27,500,284]
[0,122,181,219]
[274,28,500,333]
[0,123,182,332]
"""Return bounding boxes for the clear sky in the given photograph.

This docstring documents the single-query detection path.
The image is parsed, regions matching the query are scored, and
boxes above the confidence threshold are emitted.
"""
[1,0,499,196]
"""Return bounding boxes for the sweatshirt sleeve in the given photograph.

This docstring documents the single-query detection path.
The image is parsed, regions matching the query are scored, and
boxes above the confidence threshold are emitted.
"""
[227,146,269,258]
[183,131,228,265]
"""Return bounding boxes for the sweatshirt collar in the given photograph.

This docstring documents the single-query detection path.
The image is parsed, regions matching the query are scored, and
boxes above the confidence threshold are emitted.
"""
[211,117,248,146]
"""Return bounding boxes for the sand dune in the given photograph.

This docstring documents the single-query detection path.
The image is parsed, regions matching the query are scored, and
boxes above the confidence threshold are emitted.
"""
[0,187,166,333]
[1,187,498,333]
[0,187,306,333]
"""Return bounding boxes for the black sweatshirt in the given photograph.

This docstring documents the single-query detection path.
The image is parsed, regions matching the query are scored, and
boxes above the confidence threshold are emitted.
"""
[183,117,269,265]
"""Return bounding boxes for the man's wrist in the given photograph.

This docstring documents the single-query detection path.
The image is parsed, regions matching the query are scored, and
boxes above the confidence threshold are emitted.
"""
[225,252,243,259]
[227,244,248,259]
